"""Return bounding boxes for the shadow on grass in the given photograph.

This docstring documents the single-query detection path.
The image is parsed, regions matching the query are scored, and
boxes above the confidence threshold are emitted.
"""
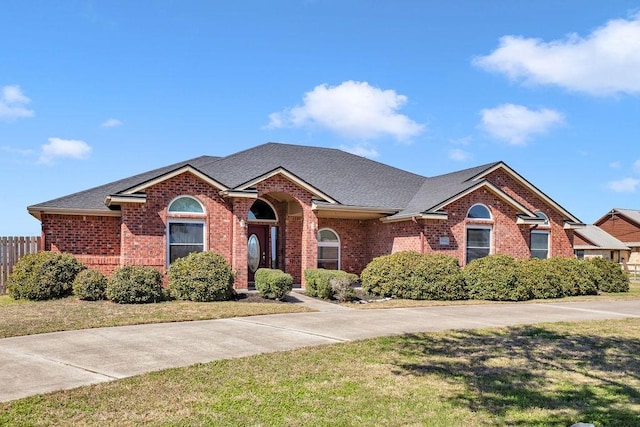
[394,326,640,426]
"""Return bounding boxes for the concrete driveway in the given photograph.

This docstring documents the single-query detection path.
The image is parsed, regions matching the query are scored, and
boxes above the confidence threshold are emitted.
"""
[1,295,639,402]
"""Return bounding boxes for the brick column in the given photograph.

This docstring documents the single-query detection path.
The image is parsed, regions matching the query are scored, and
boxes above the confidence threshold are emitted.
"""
[231,198,253,289]
[300,207,318,288]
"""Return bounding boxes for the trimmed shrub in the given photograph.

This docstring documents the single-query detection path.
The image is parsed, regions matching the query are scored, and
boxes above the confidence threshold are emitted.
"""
[361,252,467,300]
[168,251,235,302]
[587,257,630,293]
[304,269,359,300]
[106,265,164,304]
[73,269,107,301]
[515,258,565,300]
[463,254,529,301]
[254,268,293,300]
[330,277,357,302]
[545,257,598,297]
[7,251,86,301]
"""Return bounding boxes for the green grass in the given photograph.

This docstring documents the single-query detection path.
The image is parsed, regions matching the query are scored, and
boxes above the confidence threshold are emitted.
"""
[0,294,312,338]
[1,317,639,426]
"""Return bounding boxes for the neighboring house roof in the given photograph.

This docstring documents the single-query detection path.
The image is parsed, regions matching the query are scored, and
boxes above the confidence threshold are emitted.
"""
[27,142,582,224]
[595,208,640,227]
[574,225,630,251]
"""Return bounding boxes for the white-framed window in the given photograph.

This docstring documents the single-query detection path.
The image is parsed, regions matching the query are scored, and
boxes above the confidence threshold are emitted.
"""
[466,204,492,264]
[318,228,340,270]
[168,196,204,213]
[248,198,277,222]
[531,212,550,259]
[167,196,206,264]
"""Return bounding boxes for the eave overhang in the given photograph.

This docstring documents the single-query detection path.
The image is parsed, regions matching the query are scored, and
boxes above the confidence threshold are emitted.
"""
[219,190,258,199]
[312,201,399,220]
[564,221,587,230]
[380,211,448,223]
[104,194,147,207]
[516,215,547,225]
[27,207,121,220]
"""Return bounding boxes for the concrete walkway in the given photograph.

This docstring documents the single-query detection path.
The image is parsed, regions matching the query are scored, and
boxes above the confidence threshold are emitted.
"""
[1,297,639,403]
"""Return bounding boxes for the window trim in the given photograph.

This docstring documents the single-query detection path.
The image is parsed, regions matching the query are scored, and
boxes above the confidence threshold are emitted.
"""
[467,203,492,220]
[168,195,205,214]
[247,198,278,224]
[465,224,493,264]
[166,218,206,265]
[317,228,341,270]
[530,229,550,259]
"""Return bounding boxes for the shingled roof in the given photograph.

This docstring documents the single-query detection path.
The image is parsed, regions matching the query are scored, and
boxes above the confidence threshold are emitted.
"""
[27,142,579,223]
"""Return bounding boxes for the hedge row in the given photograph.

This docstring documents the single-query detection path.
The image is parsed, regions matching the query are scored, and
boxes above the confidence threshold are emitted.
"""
[7,251,237,304]
[254,268,293,300]
[361,251,630,302]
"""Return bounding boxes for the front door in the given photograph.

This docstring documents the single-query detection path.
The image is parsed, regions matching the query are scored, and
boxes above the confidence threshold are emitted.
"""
[247,225,269,282]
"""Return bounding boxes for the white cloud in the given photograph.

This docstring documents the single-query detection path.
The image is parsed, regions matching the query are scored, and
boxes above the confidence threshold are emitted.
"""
[38,138,92,165]
[1,145,34,156]
[339,143,379,158]
[634,159,640,173]
[479,104,564,145]
[0,85,34,120]
[607,177,640,193]
[474,14,640,96]
[449,148,471,161]
[609,161,621,168]
[267,81,425,141]
[100,118,123,128]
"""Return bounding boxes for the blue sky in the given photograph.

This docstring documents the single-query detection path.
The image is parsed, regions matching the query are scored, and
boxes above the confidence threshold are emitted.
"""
[2,1,640,235]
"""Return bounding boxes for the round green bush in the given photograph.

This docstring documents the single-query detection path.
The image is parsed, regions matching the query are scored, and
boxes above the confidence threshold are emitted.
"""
[73,269,107,301]
[545,257,598,296]
[254,268,293,300]
[304,269,359,300]
[361,251,466,300]
[167,251,235,302]
[7,251,86,300]
[463,254,529,301]
[587,257,630,293]
[106,265,164,304]
[515,258,565,300]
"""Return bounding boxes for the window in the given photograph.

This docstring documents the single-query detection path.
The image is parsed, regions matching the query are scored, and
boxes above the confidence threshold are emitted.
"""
[168,196,204,213]
[466,226,491,264]
[466,204,492,264]
[248,199,277,221]
[531,230,549,259]
[168,221,205,263]
[167,196,205,264]
[318,228,340,270]
[535,211,549,225]
[467,204,491,219]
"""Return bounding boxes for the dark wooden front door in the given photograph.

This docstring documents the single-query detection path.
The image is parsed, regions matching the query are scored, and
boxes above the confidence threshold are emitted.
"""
[247,225,269,282]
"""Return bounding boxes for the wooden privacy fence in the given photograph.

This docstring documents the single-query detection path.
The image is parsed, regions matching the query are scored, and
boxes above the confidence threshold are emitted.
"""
[0,236,41,294]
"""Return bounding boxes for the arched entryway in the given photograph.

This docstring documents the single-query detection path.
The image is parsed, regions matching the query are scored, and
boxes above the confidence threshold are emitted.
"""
[247,199,277,282]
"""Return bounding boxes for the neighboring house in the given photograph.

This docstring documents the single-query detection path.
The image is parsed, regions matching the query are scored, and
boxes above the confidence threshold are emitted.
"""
[573,224,630,262]
[594,208,640,265]
[27,142,584,289]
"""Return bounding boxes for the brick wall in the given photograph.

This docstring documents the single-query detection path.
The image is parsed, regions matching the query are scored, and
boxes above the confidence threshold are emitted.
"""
[597,214,640,243]
[42,213,121,275]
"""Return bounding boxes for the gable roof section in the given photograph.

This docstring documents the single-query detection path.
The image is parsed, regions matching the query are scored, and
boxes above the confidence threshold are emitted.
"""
[594,208,640,227]
[574,225,630,250]
[28,156,219,218]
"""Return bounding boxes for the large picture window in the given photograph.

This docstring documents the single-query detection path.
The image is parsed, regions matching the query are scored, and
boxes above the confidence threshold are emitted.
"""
[168,221,205,263]
[317,228,340,270]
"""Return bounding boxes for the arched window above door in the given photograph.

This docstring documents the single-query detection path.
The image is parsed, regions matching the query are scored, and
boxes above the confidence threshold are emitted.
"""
[248,199,277,221]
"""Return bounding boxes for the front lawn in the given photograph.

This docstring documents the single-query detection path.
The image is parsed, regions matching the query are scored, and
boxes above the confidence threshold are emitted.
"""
[0,293,312,338]
[1,317,639,426]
